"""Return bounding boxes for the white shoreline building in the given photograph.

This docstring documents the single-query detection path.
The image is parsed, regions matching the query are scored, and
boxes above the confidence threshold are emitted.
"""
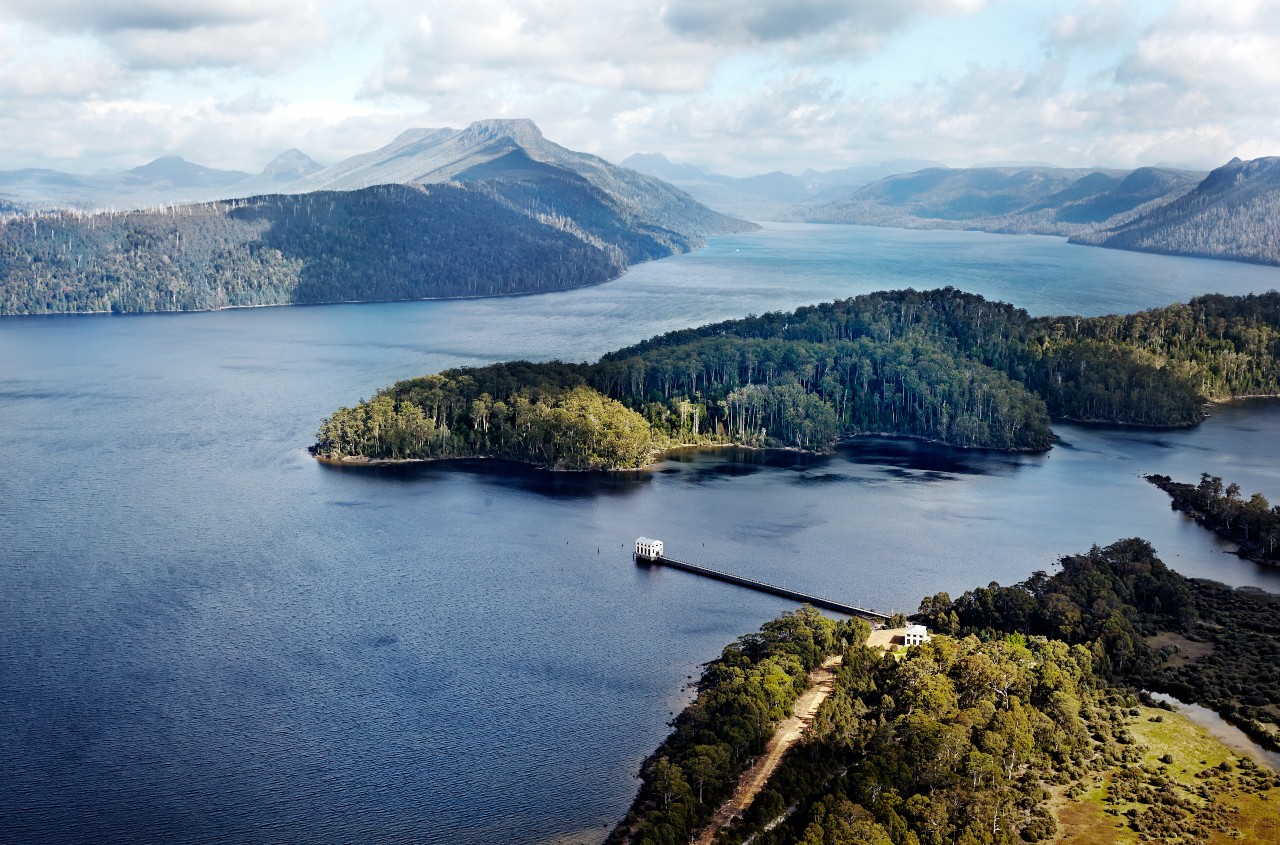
[635,537,664,559]
[904,624,930,647]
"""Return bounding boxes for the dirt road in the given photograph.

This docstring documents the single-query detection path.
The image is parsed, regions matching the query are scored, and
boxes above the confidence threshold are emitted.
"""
[692,654,842,845]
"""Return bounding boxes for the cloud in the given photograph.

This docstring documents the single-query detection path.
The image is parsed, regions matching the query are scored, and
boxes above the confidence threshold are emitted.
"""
[1050,0,1133,48]
[0,0,278,33]
[663,0,987,54]
[1,0,1278,179]
[0,51,128,101]
[362,1,722,99]
[0,0,333,71]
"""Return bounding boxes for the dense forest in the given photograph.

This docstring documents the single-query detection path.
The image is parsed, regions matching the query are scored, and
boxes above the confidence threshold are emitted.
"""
[919,538,1280,752]
[1146,473,1280,564]
[613,540,1280,845]
[1075,156,1280,267]
[316,288,1280,468]
[0,180,711,315]
[608,607,856,844]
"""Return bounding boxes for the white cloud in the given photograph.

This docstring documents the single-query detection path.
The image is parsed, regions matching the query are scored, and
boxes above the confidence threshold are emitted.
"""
[0,0,1278,177]
[0,51,127,100]
[0,0,334,71]
[363,1,722,99]
[663,0,989,56]
[1050,0,1133,48]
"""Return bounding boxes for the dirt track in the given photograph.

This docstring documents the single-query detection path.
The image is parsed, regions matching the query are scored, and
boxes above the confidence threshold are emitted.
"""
[692,654,842,845]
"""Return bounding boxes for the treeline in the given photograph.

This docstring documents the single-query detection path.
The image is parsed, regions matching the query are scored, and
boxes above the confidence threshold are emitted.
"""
[317,289,1280,467]
[919,538,1280,753]
[727,632,1106,845]
[1147,473,1280,563]
[315,362,659,471]
[0,181,697,315]
[918,539,1196,678]
[606,607,858,845]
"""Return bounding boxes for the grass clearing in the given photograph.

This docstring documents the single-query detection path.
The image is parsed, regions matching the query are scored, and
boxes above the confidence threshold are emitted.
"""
[1146,631,1215,665]
[1051,703,1280,844]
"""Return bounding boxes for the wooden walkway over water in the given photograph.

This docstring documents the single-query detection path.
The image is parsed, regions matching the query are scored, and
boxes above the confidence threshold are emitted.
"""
[635,551,890,622]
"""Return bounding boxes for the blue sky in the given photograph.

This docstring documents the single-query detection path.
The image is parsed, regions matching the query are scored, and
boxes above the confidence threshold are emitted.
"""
[0,0,1276,175]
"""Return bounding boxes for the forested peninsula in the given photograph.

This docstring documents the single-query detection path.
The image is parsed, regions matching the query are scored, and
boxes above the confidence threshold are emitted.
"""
[314,288,1280,469]
[613,539,1280,845]
[0,180,749,315]
[1147,473,1280,565]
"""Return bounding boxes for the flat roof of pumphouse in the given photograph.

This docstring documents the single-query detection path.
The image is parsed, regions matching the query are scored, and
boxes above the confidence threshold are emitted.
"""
[636,537,661,544]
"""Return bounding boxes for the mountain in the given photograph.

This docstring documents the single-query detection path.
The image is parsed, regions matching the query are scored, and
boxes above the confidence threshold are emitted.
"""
[620,153,941,219]
[231,149,324,196]
[284,119,751,245]
[0,122,755,315]
[119,156,249,190]
[798,165,1205,235]
[0,184,634,314]
[1073,156,1280,266]
[0,152,320,211]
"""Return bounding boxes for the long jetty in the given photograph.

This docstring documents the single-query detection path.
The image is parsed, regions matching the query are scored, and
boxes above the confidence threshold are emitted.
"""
[636,551,890,622]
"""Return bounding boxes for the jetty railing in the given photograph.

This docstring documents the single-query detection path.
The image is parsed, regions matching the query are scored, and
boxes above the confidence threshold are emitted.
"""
[635,550,889,622]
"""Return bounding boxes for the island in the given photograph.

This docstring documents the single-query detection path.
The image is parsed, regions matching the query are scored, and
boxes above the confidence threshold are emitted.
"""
[314,288,1280,469]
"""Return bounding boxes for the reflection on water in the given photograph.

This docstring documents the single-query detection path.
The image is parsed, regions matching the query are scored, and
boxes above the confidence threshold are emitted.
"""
[5,225,1280,845]
[1147,692,1280,771]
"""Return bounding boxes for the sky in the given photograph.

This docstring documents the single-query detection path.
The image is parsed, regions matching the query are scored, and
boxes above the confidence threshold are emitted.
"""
[1,0,1278,176]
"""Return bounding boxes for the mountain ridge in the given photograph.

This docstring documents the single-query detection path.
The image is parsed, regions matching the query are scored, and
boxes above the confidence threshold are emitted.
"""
[796,164,1206,236]
[0,121,756,315]
[1072,156,1280,265]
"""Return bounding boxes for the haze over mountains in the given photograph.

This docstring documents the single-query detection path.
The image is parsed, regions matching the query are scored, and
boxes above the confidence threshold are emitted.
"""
[796,165,1207,236]
[630,150,1280,268]
[0,150,326,211]
[621,152,942,220]
[3,116,1280,313]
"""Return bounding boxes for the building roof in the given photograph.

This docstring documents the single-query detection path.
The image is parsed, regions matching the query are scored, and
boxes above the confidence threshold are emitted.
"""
[636,537,661,544]
[905,624,929,635]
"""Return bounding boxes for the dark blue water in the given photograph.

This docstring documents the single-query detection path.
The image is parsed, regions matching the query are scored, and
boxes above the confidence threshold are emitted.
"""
[4,224,1280,845]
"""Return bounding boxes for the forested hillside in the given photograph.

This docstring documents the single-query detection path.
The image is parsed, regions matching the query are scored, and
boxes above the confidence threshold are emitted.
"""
[0,180,707,315]
[1075,157,1280,266]
[614,540,1280,845]
[314,289,1280,468]
[798,165,1202,236]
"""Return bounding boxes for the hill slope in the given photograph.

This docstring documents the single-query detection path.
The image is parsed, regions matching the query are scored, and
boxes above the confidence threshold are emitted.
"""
[1073,156,1280,265]
[288,119,752,242]
[0,184,633,314]
[799,165,1203,236]
[619,152,932,220]
[0,122,756,315]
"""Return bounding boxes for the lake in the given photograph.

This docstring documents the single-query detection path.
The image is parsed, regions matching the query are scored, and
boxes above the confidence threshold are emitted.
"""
[3,223,1280,844]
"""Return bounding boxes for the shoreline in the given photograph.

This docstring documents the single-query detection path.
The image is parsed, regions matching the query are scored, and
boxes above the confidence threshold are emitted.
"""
[309,429,1050,474]
[0,272,624,319]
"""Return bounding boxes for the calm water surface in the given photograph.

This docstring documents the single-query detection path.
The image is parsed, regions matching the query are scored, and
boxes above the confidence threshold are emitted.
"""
[4,224,1280,844]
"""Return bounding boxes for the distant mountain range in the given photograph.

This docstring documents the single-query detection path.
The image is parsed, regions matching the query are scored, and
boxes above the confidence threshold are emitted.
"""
[795,165,1207,236]
[621,152,942,220]
[792,158,1280,267]
[0,150,325,211]
[0,120,755,315]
